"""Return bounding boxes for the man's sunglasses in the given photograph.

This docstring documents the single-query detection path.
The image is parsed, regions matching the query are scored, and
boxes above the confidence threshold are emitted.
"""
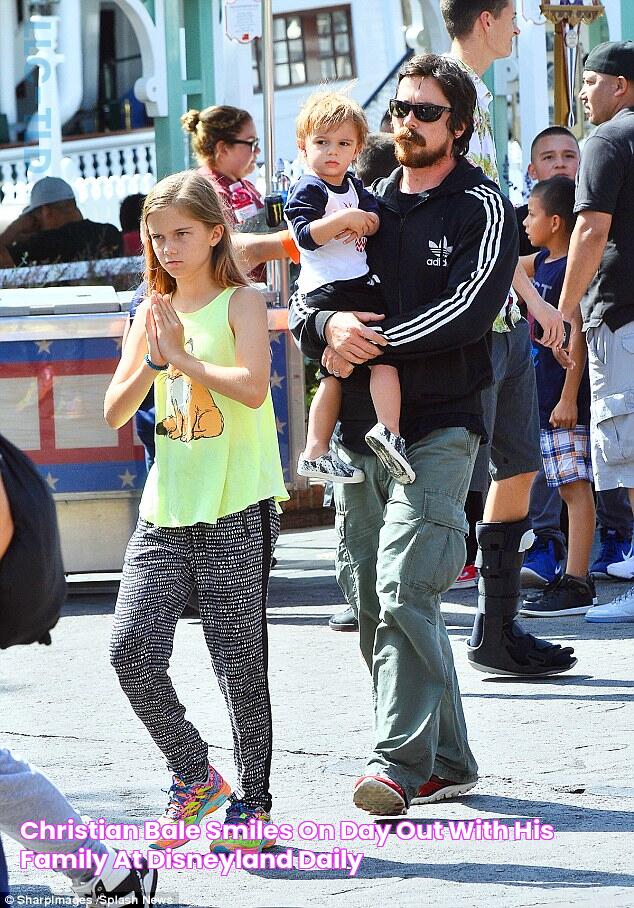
[389,99,452,122]
[230,138,260,152]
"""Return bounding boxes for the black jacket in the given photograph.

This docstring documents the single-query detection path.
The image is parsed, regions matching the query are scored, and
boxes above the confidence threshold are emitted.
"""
[290,157,518,451]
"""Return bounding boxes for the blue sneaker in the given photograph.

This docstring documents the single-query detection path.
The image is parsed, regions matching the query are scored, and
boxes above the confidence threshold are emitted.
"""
[209,801,277,854]
[590,529,631,580]
[520,537,561,589]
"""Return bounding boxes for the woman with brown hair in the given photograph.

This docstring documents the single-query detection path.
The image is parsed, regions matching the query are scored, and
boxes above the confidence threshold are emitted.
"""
[182,105,263,228]
[182,105,296,279]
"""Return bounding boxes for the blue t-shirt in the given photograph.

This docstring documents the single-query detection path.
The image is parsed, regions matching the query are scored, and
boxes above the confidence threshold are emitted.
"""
[532,250,591,430]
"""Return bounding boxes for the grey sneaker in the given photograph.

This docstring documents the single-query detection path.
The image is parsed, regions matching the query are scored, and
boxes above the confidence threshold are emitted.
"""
[297,450,365,484]
[365,423,416,484]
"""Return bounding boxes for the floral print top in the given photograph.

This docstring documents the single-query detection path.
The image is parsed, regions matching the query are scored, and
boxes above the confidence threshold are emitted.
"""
[449,56,519,332]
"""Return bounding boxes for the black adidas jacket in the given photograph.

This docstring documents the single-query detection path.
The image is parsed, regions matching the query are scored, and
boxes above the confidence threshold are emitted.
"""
[289,157,518,452]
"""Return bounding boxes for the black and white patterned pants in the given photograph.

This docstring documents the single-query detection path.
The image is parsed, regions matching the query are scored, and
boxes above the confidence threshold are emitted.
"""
[110,499,279,811]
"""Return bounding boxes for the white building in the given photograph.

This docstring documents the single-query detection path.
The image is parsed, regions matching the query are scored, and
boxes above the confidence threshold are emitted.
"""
[0,0,630,225]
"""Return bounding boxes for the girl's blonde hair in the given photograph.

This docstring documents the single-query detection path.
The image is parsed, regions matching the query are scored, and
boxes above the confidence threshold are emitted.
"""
[295,90,368,149]
[181,105,253,166]
[142,170,247,295]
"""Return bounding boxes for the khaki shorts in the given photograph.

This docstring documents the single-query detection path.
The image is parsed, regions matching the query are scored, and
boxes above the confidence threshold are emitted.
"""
[586,320,634,491]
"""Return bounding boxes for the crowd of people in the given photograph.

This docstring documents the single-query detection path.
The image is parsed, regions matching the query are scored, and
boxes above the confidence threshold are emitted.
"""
[1,0,633,903]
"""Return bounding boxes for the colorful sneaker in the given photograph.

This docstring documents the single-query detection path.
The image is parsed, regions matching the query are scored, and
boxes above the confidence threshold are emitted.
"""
[520,573,597,617]
[451,564,478,589]
[585,587,634,623]
[411,775,478,805]
[149,763,231,849]
[209,801,277,854]
[520,537,561,588]
[72,846,157,906]
[364,424,416,485]
[590,529,631,580]
[607,547,634,580]
[353,774,407,816]
[297,450,364,484]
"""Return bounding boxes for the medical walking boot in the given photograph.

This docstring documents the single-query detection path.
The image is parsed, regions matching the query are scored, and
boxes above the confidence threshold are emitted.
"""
[467,517,577,677]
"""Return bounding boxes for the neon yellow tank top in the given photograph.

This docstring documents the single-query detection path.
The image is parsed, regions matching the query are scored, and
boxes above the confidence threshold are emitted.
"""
[139,287,289,527]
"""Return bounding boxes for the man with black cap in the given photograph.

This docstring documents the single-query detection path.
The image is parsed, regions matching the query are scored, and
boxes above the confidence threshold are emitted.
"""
[558,41,634,624]
[0,176,121,267]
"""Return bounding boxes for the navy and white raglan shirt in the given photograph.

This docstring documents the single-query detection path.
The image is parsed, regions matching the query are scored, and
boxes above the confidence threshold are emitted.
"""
[284,172,380,295]
[532,249,590,430]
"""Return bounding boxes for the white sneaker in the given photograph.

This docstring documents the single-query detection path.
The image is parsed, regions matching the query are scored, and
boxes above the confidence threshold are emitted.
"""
[297,450,365,483]
[72,846,157,906]
[364,423,416,484]
[585,587,634,623]
[606,547,634,580]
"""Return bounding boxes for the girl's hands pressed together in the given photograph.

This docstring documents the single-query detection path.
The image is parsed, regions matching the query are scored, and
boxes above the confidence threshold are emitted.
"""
[151,292,185,362]
[145,293,168,367]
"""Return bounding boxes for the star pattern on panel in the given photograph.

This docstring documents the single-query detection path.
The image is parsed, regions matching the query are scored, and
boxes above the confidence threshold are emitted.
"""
[270,370,284,390]
[45,472,59,490]
[269,332,283,346]
[34,340,53,355]
[275,417,286,435]
[118,469,136,488]
[113,336,123,352]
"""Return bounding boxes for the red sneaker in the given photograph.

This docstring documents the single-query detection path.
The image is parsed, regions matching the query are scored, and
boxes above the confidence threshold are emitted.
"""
[451,564,478,589]
[353,774,407,816]
[411,775,477,805]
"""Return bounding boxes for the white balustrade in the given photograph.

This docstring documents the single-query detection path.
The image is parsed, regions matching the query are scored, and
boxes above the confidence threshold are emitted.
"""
[1,134,311,231]
[0,129,156,229]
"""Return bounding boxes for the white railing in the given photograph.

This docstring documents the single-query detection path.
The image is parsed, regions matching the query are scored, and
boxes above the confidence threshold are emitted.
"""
[0,129,156,228]
[0,128,311,230]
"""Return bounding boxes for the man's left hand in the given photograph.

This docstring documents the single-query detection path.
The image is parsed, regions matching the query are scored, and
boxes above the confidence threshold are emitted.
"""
[322,346,354,378]
[324,311,386,364]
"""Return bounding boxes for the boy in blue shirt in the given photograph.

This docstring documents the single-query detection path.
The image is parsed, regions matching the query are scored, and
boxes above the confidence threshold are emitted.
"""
[519,177,597,616]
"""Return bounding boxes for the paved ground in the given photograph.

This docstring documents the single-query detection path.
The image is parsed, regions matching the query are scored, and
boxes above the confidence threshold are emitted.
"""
[1,526,633,907]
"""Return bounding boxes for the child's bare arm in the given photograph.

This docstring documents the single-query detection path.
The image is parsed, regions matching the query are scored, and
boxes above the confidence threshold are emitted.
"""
[309,208,378,246]
[549,328,587,429]
[519,252,538,279]
[156,288,271,409]
[104,298,158,429]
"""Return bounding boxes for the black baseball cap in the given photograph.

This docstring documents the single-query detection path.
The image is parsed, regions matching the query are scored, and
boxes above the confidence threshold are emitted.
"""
[584,41,634,81]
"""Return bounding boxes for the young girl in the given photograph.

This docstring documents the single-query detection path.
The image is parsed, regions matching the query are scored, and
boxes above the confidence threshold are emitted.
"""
[104,170,288,854]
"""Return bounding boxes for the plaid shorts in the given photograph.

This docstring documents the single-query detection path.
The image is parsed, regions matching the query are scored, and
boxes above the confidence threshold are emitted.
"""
[540,425,593,487]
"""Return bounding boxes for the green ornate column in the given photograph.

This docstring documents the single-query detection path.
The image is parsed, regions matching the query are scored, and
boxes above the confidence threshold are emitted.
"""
[621,0,634,39]
[153,0,215,178]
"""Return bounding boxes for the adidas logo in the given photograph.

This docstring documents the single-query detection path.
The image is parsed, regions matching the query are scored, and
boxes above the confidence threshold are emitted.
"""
[427,236,453,267]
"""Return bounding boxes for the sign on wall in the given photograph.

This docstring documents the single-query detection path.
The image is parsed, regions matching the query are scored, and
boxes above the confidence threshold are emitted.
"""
[225,0,262,44]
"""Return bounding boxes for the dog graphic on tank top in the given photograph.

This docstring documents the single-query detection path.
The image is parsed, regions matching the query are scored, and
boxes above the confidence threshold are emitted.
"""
[156,338,224,442]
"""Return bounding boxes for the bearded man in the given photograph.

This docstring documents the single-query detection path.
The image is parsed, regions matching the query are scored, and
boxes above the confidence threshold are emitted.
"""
[290,54,518,815]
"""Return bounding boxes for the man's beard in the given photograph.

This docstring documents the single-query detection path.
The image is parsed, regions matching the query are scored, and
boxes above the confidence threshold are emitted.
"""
[394,128,452,168]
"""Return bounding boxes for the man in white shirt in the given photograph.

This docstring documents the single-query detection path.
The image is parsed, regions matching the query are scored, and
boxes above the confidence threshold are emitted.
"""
[441,0,577,677]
